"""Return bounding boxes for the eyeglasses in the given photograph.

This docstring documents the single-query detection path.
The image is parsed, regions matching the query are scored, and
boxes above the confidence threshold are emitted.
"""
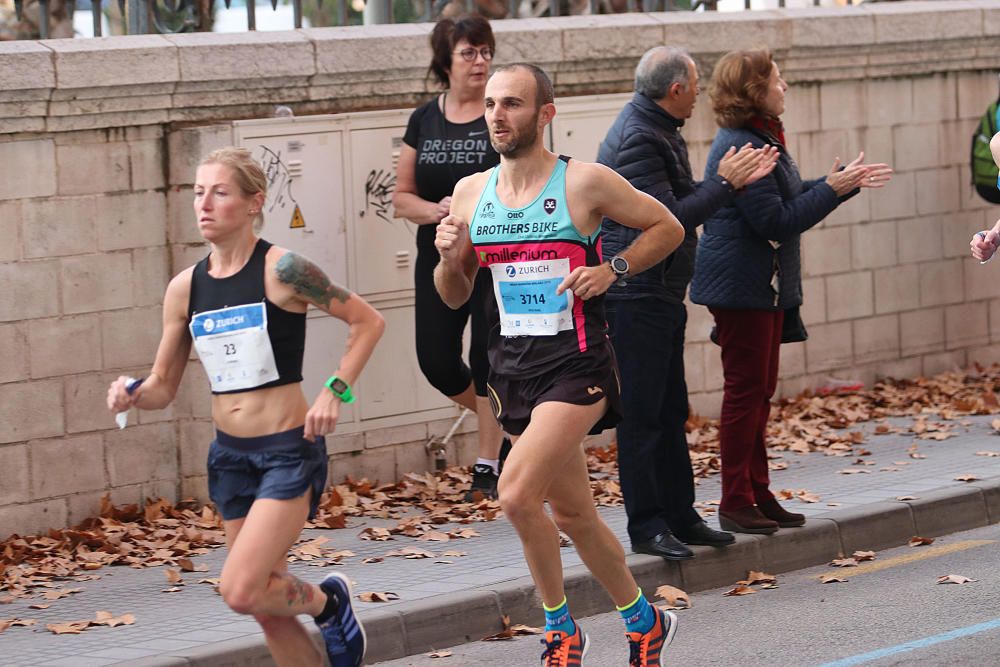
[453,46,494,62]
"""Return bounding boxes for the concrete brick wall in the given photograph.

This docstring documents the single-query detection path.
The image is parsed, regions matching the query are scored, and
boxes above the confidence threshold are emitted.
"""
[1,0,999,536]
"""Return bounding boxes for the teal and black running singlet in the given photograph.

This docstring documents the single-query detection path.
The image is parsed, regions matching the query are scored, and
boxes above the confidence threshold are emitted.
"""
[469,155,608,379]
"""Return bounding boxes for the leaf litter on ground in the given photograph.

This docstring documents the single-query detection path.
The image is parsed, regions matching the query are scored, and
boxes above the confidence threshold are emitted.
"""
[6,365,1000,602]
[481,615,543,641]
[654,585,690,609]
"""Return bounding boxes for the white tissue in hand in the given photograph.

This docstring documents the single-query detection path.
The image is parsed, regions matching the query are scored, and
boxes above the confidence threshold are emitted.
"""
[115,376,139,429]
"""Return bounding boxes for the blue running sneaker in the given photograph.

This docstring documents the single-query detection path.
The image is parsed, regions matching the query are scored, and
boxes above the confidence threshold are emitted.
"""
[316,571,367,667]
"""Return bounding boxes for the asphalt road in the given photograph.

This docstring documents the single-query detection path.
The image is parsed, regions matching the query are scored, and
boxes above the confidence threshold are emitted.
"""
[371,524,1000,666]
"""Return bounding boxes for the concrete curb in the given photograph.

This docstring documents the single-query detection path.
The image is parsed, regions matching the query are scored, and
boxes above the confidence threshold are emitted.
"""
[112,476,1000,666]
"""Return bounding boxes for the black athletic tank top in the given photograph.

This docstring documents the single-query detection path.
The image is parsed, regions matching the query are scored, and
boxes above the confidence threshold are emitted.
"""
[188,239,306,395]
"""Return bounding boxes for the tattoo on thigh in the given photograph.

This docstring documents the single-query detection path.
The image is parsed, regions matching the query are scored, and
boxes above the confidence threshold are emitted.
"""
[282,574,316,608]
[275,251,351,308]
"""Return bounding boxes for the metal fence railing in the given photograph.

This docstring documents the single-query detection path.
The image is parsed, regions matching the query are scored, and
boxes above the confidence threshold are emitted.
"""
[7,0,866,40]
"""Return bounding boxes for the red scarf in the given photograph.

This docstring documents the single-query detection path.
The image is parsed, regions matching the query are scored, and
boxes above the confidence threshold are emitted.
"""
[747,115,785,148]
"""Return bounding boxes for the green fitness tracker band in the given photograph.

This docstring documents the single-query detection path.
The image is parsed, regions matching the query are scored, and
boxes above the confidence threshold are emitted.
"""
[324,376,356,404]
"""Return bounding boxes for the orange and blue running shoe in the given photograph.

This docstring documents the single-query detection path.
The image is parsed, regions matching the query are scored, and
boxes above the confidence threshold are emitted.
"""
[626,607,677,666]
[540,623,589,666]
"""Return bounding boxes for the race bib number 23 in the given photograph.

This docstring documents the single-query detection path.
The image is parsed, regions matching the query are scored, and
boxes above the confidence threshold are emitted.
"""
[190,302,279,392]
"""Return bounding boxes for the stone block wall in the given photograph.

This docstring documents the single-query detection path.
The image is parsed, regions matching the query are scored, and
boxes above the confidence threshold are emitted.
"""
[1,0,999,536]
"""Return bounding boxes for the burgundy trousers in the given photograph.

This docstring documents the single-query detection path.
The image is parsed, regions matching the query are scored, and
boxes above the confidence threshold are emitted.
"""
[709,308,784,512]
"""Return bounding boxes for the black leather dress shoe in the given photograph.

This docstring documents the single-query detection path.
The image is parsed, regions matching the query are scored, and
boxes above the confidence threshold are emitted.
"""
[674,520,736,547]
[631,531,694,560]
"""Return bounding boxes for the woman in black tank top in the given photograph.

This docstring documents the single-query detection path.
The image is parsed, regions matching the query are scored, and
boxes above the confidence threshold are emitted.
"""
[393,14,507,500]
[105,147,383,667]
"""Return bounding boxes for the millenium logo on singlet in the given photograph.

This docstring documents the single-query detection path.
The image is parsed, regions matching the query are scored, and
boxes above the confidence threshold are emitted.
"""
[479,247,558,263]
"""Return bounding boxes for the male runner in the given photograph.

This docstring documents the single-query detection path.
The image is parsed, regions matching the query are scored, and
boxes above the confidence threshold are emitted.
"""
[434,63,685,666]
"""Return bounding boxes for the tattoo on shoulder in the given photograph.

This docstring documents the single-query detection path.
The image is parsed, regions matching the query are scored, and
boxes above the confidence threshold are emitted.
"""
[275,252,351,307]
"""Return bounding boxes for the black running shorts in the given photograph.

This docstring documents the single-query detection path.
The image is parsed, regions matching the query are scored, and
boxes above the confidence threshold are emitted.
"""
[485,341,623,436]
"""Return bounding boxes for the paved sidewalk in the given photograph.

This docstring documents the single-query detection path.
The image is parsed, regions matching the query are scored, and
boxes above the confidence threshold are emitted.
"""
[3,415,1000,666]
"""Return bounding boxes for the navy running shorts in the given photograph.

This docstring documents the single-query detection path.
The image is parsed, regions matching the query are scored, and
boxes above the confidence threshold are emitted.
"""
[207,426,328,521]
[485,341,623,437]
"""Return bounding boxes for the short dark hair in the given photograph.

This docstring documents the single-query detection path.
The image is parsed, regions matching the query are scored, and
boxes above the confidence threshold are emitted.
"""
[492,63,554,108]
[428,14,495,89]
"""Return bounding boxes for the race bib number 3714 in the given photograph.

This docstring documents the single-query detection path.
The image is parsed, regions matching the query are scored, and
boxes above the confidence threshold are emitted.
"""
[490,257,573,336]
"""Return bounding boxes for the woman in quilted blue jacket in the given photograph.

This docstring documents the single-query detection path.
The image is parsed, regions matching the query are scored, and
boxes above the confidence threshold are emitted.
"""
[690,49,892,534]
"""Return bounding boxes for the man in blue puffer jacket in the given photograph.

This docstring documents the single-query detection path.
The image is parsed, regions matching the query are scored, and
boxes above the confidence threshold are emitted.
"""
[598,46,777,560]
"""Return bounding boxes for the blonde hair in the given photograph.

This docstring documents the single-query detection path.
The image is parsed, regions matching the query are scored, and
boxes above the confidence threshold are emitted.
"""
[199,147,267,231]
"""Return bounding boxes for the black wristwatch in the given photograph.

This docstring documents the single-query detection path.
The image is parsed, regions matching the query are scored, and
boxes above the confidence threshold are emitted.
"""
[608,254,630,284]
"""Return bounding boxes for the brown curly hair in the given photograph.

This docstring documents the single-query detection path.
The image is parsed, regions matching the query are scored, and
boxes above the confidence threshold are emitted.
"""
[709,49,776,128]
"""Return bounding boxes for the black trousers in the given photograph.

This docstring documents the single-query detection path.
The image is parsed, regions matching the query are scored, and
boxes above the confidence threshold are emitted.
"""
[605,297,701,543]
[413,243,491,397]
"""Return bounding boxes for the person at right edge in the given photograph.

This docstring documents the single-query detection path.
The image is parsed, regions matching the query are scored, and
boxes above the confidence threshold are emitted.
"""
[689,48,893,535]
[599,46,778,561]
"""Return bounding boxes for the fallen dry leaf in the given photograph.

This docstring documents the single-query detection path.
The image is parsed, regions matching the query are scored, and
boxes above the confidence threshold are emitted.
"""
[722,584,756,597]
[176,558,209,573]
[954,474,979,482]
[29,604,51,610]
[738,571,777,586]
[909,536,935,547]
[654,585,691,609]
[428,650,453,658]
[358,527,393,541]
[46,621,91,635]
[161,587,184,593]
[830,558,859,568]
[820,575,847,584]
[448,528,480,539]
[417,531,451,542]
[361,557,384,564]
[0,618,36,634]
[482,615,515,641]
[41,588,82,601]
[852,550,877,562]
[92,611,135,627]
[165,569,183,584]
[760,583,779,590]
[357,591,399,603]
[481,615,542,641]
[895,495,918,501]
[937,574,976,585]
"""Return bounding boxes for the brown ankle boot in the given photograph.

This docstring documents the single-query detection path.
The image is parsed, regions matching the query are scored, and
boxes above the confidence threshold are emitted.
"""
[719,506,779,535]
[757,498,806,527]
